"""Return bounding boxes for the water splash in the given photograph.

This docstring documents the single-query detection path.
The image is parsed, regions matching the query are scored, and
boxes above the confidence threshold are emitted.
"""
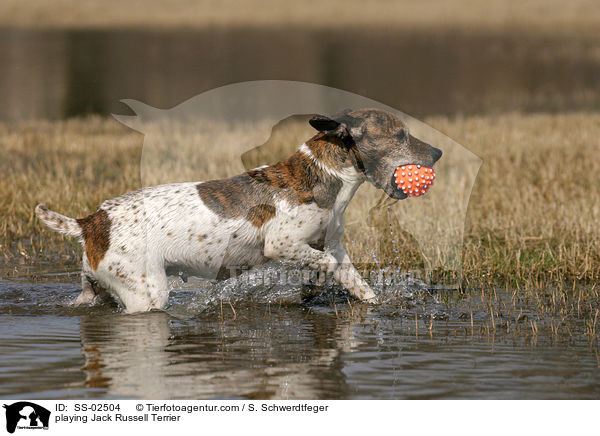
[166,259,447,318]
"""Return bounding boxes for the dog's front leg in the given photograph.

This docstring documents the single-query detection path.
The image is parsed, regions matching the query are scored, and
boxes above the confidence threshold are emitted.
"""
[265,239,338,275]
[265,239,376,301]
[330,242,377,301]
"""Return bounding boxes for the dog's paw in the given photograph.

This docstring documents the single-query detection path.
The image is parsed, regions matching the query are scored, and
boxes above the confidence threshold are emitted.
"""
[353,287,378,303]
[362,294,380,304]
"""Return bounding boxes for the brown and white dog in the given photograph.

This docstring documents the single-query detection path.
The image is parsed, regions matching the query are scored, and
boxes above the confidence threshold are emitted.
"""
[36,108,442,313]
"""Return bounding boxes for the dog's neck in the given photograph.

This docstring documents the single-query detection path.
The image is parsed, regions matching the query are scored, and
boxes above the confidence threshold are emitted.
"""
[301,133,363,181]
[299,133,365,213]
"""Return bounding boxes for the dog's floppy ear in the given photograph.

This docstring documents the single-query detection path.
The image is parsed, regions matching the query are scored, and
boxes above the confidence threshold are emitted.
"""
[309,114,351,141]
[309,114,343,133]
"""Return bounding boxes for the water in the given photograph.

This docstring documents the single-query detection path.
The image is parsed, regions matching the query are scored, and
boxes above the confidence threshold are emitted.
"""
[1,264,599,399]
[1,27,599,121]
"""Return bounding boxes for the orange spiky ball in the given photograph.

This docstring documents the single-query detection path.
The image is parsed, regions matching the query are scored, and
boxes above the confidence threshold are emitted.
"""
[394,164,435,197]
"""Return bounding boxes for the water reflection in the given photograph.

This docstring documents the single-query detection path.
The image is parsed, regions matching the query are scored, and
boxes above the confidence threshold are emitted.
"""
[1,277,600,399]
[75,305,600,399]
[78,308,364,399]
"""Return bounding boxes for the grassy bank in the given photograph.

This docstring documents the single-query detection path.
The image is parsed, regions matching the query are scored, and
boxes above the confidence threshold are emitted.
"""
[1,113,599,291]
[433,114,600,288]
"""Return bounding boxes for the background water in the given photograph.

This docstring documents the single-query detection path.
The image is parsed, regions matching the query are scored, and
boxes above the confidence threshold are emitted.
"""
[1,264,598,400]
[1,27,599,121]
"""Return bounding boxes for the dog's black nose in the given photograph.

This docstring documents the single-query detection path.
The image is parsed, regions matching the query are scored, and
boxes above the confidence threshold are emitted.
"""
[432,146,443,163]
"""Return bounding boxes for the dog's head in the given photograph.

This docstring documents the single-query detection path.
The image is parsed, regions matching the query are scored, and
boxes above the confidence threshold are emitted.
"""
[309,108,442,199]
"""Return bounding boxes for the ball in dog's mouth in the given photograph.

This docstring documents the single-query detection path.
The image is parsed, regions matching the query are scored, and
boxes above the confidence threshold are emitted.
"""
[393,164,435,197]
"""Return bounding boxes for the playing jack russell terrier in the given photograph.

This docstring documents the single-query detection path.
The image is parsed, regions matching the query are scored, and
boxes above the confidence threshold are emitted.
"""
[36,108,442,313]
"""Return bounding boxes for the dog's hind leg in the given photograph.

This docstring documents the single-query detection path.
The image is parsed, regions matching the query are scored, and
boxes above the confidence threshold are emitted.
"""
[144,269,170,311]
[75,273,111,305]
[107,261,169,313]
[75,275,96,305]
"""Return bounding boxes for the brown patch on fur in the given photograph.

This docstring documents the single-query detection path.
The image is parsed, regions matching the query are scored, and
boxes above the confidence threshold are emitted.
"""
[77,209,111,270]
[247,204,276,227]
[196,146,343,221]
[247,150,342,207]
[197,178,253,217]
[197,234,204,242]
[306,132,350,170]
[248,152,314,204]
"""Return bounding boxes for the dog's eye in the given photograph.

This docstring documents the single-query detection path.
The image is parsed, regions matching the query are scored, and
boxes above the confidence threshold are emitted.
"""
[398,130,406,141]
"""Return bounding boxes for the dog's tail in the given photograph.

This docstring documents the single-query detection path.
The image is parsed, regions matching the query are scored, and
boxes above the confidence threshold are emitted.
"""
[35,204,82,237]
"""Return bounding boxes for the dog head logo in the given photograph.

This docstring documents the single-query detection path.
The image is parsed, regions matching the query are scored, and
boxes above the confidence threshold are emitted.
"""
[114,81,481,288]
[3,402,50,434]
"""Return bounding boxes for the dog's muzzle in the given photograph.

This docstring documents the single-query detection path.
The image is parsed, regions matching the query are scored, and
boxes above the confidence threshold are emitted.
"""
[393,164,435,197]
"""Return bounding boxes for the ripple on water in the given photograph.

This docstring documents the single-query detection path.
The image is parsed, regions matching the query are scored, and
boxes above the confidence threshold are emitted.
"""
[2,263,600,399]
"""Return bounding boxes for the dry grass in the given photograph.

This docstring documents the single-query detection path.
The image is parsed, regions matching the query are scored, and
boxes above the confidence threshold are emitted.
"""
[0,117,142,259]
[1,0,599,34]
[432,113,600,287]
[1,112,599,292]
